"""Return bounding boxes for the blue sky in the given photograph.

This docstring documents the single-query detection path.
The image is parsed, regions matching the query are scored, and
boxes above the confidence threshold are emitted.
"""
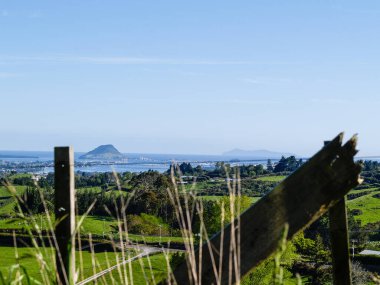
[0,1,379,156]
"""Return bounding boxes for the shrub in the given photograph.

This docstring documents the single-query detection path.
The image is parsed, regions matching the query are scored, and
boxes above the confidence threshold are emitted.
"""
[124,214,169,236]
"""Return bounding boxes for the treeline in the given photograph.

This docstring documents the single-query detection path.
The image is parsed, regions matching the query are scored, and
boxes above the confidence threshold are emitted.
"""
[6,155,309,189]
[168,156,302,179]
[38,172,133,189]
[6,159,380,190]
[355,161,380,189]
[168,161,269,178]
[272,156,303,172]
[18,171,253,236]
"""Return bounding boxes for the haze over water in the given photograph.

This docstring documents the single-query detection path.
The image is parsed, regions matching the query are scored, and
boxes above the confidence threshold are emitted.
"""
[1,150,379,174]
[0,150,279,173]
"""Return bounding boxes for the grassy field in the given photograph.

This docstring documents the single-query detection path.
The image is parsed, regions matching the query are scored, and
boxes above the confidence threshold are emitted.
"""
[76,186,103,194]
[0,243,306,285]
[0,246,168,284]
[255,175,286,182]
[347,188,380,225]
[348,187,379,195]
[198,195,261,204]
[80,216,186,243]
[184,180,224,191]
[0,185,27,198]
[0,215,118,233]
[7,173,32,180]
[0,214,186,245]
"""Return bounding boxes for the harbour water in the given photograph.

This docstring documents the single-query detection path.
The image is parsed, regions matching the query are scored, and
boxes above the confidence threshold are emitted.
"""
[0,151,280,174]
[1,150,379,174]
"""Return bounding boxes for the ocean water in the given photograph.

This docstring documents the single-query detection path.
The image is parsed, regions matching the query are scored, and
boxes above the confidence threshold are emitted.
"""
[1,150,378,174]
[0,151,279,173]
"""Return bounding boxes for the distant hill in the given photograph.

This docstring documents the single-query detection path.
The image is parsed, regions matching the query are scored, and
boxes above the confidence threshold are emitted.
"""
[222,148,295,159]
[79,145,126,160]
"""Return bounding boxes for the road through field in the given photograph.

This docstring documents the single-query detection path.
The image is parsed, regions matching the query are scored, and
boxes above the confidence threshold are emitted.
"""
[76,244,179,285]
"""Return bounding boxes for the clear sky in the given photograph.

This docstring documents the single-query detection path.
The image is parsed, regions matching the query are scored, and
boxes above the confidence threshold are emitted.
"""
[0,1,379,156]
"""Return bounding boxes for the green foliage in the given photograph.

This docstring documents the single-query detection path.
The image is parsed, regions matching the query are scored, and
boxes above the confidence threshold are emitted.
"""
[74,172,176,225]
[273,156,303,173]
[0,186,28,215]
[200,195,253,236]
[206,163,269,178]
[37,171,135,189]
[125,214,169,236]
[130,170,172,191]
[293,233,316,256]
[10,175,34,187]
[273,225,289,285]
[18,187,54,215]
[293,232,332,284]
[359,170,380,186]
[242,257,273,285]
[169,252,185,270]
[242,225,300,285]
[362,160,380,171]
[313,235,331,264]
[238,164,266,177]
[239,178,277,196]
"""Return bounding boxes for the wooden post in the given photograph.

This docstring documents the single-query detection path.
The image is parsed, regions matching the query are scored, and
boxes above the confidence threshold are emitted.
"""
[169,134,361,285]
[325,141,352,285]
[55,147,75,285]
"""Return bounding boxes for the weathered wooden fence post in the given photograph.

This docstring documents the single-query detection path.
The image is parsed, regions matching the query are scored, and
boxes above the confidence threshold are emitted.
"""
[325,140,352,285]
[169,134,361,285]
[55,147,75,285]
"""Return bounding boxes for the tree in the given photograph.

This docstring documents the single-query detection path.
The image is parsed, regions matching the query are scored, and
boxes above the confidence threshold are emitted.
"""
[199,195,252,236]
[179,162,194,175]
[274,156,287,172]
[273,156,302,173]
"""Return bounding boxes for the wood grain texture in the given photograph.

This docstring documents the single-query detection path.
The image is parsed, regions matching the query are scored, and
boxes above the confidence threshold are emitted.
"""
[170,133,362,285]
[325,139,352,285]
[55,147,75,285]
[329,198,352,285]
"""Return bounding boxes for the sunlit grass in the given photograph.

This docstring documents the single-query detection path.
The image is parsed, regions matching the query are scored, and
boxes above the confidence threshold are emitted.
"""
[347,190,380,225]
[0,246,169,284]
[197,195,260,204]
[255,175,286,182]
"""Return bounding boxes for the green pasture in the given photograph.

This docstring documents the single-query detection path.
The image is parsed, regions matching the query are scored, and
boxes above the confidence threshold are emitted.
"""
[198,195,260,204]
[184,180,224,191]
[255,175,286,182]
[0,186,27,198]
[347,189,380,225]
[7,173,32,180]
[0,215,117,234]
[0,246,168,284]
[348,187,379,195]
[0,214,186,245]
[75,186,103,194]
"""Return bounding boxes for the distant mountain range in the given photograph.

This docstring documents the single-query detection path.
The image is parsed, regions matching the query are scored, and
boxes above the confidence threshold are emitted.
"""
[79,144,126,160]
[222,148,295,159]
